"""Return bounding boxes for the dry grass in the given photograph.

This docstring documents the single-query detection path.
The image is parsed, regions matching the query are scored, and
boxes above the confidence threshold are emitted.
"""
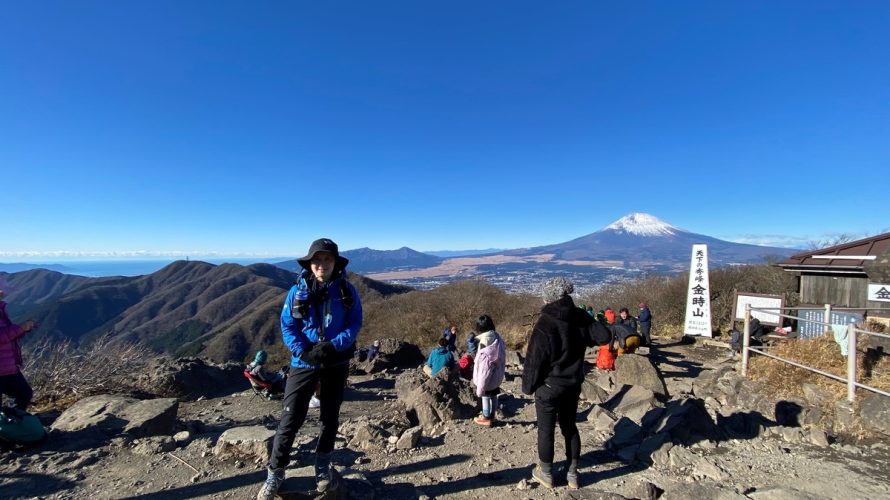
[748,331,890,409]
[22,334,162,411]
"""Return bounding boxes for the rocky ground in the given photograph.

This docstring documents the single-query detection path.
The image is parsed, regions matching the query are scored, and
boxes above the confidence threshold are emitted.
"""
[2,338,889,500]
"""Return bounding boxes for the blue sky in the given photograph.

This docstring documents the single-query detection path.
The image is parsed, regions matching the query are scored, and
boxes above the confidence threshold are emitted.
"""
[2,1,888,259]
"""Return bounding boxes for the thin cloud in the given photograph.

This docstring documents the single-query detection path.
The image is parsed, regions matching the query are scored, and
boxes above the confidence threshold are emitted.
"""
[725,232,873,249]
[0,250,291,259]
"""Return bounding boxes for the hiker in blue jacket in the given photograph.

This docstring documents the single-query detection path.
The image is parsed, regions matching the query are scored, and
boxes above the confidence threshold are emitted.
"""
[425,337,456,377]
[258,238,362,500]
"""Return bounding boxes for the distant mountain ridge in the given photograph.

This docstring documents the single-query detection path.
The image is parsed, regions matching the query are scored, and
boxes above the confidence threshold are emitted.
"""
[275,246,442,273]
[0,263,74,273]
[9,261,410,362]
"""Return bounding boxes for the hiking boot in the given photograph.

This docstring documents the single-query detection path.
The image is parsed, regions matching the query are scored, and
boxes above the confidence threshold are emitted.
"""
[532,464,553,488]
[256,467,284,500]
[473,415,492,427]
[566,470,579,489]
[315,453,338,493]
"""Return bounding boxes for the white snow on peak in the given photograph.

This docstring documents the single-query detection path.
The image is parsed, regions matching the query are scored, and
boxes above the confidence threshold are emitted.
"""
[603,213,679,237]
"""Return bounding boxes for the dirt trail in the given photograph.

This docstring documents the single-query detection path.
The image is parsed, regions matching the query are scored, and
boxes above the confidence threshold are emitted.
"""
[2,339,889,499]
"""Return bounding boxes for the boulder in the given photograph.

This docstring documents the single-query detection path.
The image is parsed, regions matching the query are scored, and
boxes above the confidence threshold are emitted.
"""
[609,417,644,448]
[593,370,616,392]
[505,350,524,367]
[605,385,661,424]
[396,426,423,450]
[348,422,388,451]
[213,426,275,461]
[834,400,855,429]
[651,398,721,444]
[614,354,667,398]
[801,383,831,407]
[137,357,245,400]
[395,369,476,431]
[650,440,674,467]
[623,480,661,500]
[375,338,426,370]
[131,436,176,455]
[660,481,746,500]
[808,427,830,447]
[859,393,890,436]
[590,406,619,432]
[636,432,670,462]
[51,395,178,438]
[668,447,727,481]
[581,379,610,404]
[691,365,733,399]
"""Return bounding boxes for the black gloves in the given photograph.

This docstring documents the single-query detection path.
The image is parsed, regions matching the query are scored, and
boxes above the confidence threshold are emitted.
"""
[299,341,336,366]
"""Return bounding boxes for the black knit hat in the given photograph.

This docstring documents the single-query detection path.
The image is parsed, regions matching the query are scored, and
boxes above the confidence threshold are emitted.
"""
[297,238,349,272]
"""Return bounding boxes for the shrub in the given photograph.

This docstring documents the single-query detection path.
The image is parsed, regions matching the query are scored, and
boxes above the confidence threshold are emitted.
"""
[22,334,162,410]
[577,263,798,337]
[360,279,540,351]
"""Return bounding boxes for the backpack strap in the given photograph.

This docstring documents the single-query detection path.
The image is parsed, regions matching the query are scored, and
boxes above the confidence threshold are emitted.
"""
[339,276,355,310]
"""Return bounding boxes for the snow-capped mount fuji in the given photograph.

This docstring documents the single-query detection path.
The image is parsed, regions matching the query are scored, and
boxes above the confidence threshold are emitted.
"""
[602,212,680,237]
[504,212,795,269]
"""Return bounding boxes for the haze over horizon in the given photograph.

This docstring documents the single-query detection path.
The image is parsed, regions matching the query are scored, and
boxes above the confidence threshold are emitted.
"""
[3,2,888,258]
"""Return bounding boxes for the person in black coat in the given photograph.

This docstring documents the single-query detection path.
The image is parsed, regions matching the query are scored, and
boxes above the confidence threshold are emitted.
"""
[522,277,611,489]
[616,307,638,333]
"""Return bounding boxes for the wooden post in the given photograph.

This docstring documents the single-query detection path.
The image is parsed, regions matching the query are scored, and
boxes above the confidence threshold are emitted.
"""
[742,305,751,376]
[847,324,857,402]
[824,303,832,334]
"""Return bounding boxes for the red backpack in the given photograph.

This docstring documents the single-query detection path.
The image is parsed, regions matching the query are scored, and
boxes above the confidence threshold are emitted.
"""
[596,345,616,371]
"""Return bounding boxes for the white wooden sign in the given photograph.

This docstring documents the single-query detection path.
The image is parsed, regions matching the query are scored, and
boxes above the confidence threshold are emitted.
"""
[684,244,712,337]
[868,283,890,302]
[734,292,784,326]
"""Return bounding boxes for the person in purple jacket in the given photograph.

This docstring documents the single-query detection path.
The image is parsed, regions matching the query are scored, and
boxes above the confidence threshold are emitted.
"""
[0,285,38,411]
[257,239,362,500]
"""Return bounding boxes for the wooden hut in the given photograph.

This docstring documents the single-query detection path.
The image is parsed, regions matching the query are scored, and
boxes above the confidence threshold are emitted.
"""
[776,232,890,317]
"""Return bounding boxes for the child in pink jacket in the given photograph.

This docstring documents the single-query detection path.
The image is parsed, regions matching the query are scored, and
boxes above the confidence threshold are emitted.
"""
[472,314,506,427]
[0,286,38,410]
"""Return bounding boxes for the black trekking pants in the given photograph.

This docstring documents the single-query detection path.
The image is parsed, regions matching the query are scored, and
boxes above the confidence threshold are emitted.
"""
[534,384,581,464]
[0,371,32,411]
[640,322,652,345]
[269,363,349,470]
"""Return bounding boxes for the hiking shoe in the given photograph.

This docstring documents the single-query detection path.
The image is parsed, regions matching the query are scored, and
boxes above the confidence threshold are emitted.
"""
[256,467,284,500]
[309,395,321,409]
[315,454,338,493]
[532,465,553,488]
[567,470,579,489]
[473,415,492,427]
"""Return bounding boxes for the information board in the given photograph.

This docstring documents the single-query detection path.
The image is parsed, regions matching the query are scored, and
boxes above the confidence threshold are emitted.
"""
[797,306,864,339]
[733,293,784,326]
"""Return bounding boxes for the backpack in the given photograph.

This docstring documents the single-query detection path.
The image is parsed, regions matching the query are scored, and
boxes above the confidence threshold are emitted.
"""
[0,407,47,447]
[596,345,616,370]
[611,323,641,349]
[729,329,760,353]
